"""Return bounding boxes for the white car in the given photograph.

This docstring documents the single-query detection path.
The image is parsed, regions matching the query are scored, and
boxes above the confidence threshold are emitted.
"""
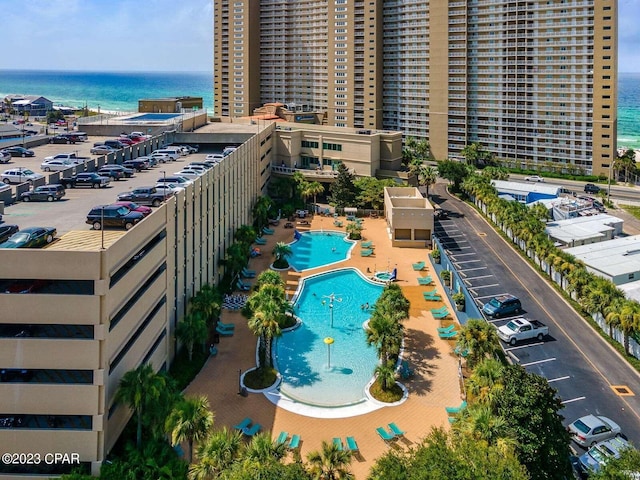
[1,168,45,184]
[155,183,183,195]
[205,154,224,163]
[524,175,544,182]
[41,160,75,172]
[149,152,172,163]
[568,414,622,447]
[174,169,203,180]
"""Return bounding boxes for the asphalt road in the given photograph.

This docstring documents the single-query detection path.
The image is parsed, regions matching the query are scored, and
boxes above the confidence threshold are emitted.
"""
[1,139,206,234]
[432,182,640,450]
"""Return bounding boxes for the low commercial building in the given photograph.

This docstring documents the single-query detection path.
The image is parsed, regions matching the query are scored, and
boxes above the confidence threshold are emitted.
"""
[0,127,272,476]
[138,96,203,113]
[491,180,566,204]
[566,235,640,286]
[384,187,433,248]
[546,214,623,247]
[4,95,53,117]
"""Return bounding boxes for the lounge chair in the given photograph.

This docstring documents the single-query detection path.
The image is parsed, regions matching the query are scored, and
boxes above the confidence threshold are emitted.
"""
[346,214,356,221]
[333,438,344,451]
[216,326,234,337]
[433,309,451,320]
[242,423,261,436]
[275,431,289,444]
[254,237,267,245]
[445,401,467,414]
[399,360,414,379]
[288,434,301,450]
[412,261,426,271]
[346,436,359,453]
[361,240,374,248]
[236,280,251,292]
[241,268,256,278]
[423,292,442,301]
[437,324,456,334]
[388,423,406,437]
[417,276,434,285]
[238,279,252,289]
[439,330,458,339]
[233,417,252,431]
[217,321,235,330]
[263,227,275,235]
[209,345,218,356]
[454,346,469,357]
[361,248,374,257]
[333,220,343,227]
[431,305,448,314]
[376,427,396,442]
[448,416,457,424]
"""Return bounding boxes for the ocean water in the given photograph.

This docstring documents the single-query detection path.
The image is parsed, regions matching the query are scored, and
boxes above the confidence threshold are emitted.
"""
[0,70,213,113]
[0,69,638,148]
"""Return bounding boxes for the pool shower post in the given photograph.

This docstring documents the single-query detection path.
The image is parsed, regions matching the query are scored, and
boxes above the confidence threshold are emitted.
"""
[324,337,334,369]
[322,293,342,328]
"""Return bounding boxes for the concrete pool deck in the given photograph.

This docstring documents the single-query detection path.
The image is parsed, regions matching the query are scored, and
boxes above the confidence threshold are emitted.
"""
[185,214,463,479]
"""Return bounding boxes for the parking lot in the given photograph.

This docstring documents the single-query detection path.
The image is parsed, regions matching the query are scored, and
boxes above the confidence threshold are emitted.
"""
[431,183,640,450]
[1,138,207,234]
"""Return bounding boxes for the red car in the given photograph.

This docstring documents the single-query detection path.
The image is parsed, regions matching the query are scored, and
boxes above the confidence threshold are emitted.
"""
[116,137,135,146]
[112,201,153,217]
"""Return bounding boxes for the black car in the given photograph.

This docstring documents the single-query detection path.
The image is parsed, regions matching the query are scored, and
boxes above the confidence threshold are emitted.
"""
[50,135,76,144]
[122,159,150,172]
[99,165,135,179]
[117,186,171,207]
[20,184,66,202]
[2,146,35,157]
[584,183,601,194]
[0,226,56,248]
[86,205,145,230]
[0,224,19,243]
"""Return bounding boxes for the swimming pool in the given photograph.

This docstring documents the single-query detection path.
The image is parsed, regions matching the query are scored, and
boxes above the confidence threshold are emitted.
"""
[288,230,355,271]
[127,113,182,121]
[274,268,383,407]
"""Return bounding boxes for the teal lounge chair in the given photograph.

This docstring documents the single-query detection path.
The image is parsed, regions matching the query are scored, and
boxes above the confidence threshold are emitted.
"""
[376,427,396,442]
[423,293,442,301]
[437,324,456,334]
[275,431,288,444]
[388,423,405,437]
[454,345,469,357]
[288,434,301,450]
[412,261,426,271]
[361,240,374,248]
[218,321,235,330]
[216,326,234,337]
[448,416,457,424]
[445,401,467,414]
[241,268,256,278]
[439,330,457,339]
[263,227,274,235]
[236,280,251,291]
[346,436,359,452]
[346,214,356,221]
[233,417,252,431]
[238,279,252,289]
[242,423,261,436]
[431,305,448,314]
[418,276,434,285]
[333,438,343,451]
[433,309,451,320]
[361,248,374,257]
[334,220,343,227]
[254,237,267,245]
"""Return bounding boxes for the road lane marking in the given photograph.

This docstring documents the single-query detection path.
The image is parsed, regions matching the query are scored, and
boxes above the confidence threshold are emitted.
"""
[463,282,499,289]
[464,274,493,281]
[458,266,487,272]
[548,376,571,383]
[561,396,586,405]
[476,293,508,300]
[454,259,482,265]
[521,358,556,367]
[505,342,545,351]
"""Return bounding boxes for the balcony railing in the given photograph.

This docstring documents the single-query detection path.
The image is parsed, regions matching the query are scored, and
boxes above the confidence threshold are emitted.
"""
[271,165,339,178]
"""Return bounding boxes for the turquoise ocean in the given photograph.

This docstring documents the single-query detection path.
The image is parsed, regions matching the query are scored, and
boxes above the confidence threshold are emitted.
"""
[0,69,638,149]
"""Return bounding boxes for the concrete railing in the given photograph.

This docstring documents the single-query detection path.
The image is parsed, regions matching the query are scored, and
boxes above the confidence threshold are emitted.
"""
[271,165,339,178]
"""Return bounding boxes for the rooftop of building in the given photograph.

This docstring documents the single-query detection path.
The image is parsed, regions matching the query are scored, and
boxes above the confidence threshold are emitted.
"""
[566,235,640,277]
[491,179,566,196]
[546,214,622,244]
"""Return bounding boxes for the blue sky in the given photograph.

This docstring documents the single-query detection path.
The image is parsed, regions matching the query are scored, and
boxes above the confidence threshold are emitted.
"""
[1,0,639,73]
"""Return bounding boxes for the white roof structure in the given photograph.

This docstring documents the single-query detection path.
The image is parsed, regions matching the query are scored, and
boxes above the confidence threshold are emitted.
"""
[566,235,640,284]
[545,214,622,246]
[491,180,565,196]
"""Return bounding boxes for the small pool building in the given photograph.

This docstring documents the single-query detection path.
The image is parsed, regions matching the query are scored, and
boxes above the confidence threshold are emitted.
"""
[491,180,566,204]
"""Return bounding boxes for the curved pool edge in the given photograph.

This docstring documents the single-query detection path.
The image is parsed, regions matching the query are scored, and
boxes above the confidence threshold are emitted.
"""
[287,229,357,272]
[290,266,384,305]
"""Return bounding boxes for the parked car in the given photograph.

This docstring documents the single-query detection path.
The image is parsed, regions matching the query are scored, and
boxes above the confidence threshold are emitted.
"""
[569,414,622,448]
[188,162,213,171]
[1,168,45,185]
[0,151,11,164]
[578,436,631,475]
[97,167,124,181]
[20,184,66,202]
[496,318,549,345]
[86,205,145,230]
[117,186,172,207]
[98,165,134,179]
[115,137,135,146]
[51,135,77,144]
[482,294,522,318]
[122,159,150,172]
[0,224,19,243]
[0,226,56,248]
[60,173,110,189]
[174,169,203,180]
[90,145,118,155]
[137,155,157,167]
[112,201,153,217]
[5,279,49,294]
[584,183,601,194]
[104,139,127,150]
[152,149,180,161]
[149,152,172,164]
[157,175,192,186]
[524,175,544,182]
[2,146,35,157]
[41,159,75,172]
[154,183,183,195]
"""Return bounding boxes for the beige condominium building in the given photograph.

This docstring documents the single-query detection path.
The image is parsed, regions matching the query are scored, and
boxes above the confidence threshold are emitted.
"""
[213,0,617,176]
[0,129,272,477]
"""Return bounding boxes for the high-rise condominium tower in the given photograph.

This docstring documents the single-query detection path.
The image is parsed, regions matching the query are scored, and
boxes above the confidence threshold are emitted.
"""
[214,0,617,176]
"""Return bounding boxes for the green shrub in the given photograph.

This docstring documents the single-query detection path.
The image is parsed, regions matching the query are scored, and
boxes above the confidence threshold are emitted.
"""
[369,377,403,403]
[244,367,277,390]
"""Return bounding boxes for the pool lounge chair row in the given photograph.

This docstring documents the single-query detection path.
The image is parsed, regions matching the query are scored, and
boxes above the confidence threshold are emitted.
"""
[236,279,252,291]
[233,417,261,436]
[431,306,450,319]
[254,237,267,245]
[275,431,302,450]
[418,275,434,285]
[412,261,426,271]
[361,248,374,257]
[263,227,275,235]
[241,267,256,278]
[376,422,406,443]
[333,436,359,453]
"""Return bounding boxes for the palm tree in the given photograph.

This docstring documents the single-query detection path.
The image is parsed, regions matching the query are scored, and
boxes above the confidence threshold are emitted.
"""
[307,181,325,210]
[465,358,504,405]
[345,222,363,240]
[455,319,501,369]
[248,300,284,369]
[374,361,397,391]
[306,440,354,480]
[243,432,288,463]
[453,404,516,454]
[366,313,403,363]
[252,196,273,230]
[418,165,437,197]
[235,224,257,245]
[176,312,208,361]
[256,269,286,289]
[116,363,167,450]
[189,427,243,479]
[272,241,293,268]
[190,284,221,327]
[166,395,215,463]
[605,299,640,354]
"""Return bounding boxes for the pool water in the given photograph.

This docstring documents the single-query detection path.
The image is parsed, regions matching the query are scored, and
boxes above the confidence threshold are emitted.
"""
[275,268,384,407]
[128,113,182,121]
[288,230,355,271]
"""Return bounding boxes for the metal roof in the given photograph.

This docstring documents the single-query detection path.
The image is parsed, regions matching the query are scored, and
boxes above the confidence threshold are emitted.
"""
[566,235,640,279]
[492,179,564,196]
